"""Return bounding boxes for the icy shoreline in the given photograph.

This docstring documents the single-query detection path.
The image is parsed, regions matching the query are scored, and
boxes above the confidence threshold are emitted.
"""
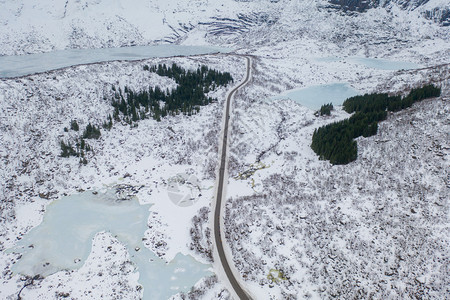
[0,45,232,78]
[0,54,245,299]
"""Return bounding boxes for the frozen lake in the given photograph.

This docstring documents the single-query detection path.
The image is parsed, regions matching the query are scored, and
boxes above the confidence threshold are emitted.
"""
[272,56,419,110]
[316,56,419,70]
[272,83,360,110]
[0,45,231,78]
[348,57,419,70]
[8,189,211,299]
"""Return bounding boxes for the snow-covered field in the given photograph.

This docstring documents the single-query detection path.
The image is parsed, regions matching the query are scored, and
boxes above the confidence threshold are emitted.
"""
[0,54,245,299]
[0,0,448,56]
[224,54,449,299]
[0,0,449,299]
[1,48,448,300]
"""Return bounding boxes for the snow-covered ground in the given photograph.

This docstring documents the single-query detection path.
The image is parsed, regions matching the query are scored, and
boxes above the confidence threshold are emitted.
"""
[0,0,448,56]
[0,54,245,299]
[0,0,449,299]
[1,46,448,300]
[223,54,449,299]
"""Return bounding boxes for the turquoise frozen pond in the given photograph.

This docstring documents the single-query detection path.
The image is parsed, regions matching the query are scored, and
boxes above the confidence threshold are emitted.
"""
[316,56,420,70]
[348,57,419,70]
[8,189,211,299]
[273,56,419,110]
[0,45,231,78]
[272,83,360,110]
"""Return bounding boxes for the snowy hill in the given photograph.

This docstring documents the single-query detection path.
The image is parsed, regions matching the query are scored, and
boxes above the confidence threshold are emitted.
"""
[224,61,449,299]
[0,0,448,55]
[328,0,449,25]
[329,0,435,11]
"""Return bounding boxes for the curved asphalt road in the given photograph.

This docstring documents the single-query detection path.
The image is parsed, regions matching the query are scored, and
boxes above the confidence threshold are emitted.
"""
[214,56,252,300]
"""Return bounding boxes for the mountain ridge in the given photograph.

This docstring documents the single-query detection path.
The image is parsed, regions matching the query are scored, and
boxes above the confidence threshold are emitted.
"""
[0,0,448,56]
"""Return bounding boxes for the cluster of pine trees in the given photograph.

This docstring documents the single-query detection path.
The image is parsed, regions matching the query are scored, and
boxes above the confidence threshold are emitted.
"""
[311,84,441,165]
[82,122,101,139]
[60,138,92,164]
[151,63,233,88]
[112,63,233,123]
[60,63,233,163]
[318,103,334,116]
[342,84,440,114]
[60,121,101,163]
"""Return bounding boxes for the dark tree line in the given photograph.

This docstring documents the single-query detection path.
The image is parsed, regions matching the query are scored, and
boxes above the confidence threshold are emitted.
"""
[318,103,334,116]
[60,63,233,163]
[112,63,233,123]
[386,84,441,112]
[342,84,440,114]
[311,84,441,165]
[150,63,233,88]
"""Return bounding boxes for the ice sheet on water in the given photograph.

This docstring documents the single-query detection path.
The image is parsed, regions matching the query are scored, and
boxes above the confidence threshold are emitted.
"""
[0,45,232,78]
[315,56,420,70]
[270,83,360,110]
[8,189,211,299]
[348,57,419,70]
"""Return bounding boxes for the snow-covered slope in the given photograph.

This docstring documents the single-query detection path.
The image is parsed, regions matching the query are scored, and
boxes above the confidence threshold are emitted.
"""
[0,0,448,55]
[0,54,245,299]
[0,0,262,55]
[224,57,449,299]
[0,0,449,299]
[328,0,450,25]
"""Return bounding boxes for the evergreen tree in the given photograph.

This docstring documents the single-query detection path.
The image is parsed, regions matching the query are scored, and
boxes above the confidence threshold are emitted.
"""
[319,103,333,116]
[70,120,79,131]
[83,123,101,139]
[113,63,233,124]
[311,84,441,165]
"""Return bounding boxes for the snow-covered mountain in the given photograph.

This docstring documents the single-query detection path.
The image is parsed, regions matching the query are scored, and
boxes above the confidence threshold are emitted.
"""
[0,0,448,55]
[328,0,449,25]
[329,0,435,11]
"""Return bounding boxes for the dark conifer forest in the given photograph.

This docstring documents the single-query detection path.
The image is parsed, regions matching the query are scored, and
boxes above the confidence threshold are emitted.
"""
[60,63,233,161]
[111,63,233,123]
[311,84,441,165]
